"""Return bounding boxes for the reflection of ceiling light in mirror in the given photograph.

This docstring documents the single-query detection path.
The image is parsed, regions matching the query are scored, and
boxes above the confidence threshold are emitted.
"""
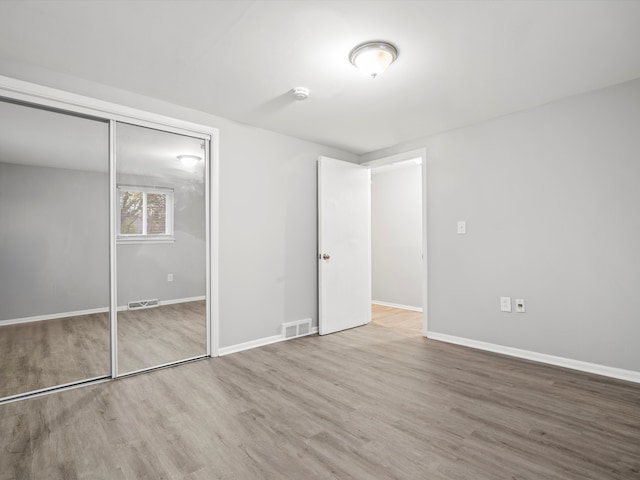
[178,155,201,167]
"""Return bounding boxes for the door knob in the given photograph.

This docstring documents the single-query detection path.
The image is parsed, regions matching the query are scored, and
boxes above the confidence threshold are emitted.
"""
[322,253,330,260]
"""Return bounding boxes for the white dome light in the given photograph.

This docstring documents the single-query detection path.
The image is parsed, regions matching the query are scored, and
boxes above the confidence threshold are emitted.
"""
[177,155,201,167]
[349,41,398,79]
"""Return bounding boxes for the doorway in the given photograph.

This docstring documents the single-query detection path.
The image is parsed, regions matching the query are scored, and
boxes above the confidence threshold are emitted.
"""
[363,148,427,336]
[317,149,427,337]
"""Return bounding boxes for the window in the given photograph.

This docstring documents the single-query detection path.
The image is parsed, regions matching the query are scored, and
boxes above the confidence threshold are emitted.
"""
[118,185,174,242]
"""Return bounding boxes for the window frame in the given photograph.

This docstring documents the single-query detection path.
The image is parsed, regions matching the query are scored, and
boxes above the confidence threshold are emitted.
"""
[117,185,175,244]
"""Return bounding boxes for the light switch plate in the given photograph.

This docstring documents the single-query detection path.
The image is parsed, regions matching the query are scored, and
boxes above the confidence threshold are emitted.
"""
[457,221,466,234]
[500,297,511,312]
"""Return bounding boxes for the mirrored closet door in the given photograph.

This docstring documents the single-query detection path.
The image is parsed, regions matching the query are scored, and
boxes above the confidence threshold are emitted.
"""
[0,92,211,401]
[115,122,207,375]
[0,99,111,400]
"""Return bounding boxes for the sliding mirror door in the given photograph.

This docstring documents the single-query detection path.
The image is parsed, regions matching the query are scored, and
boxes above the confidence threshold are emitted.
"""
[0,100,110,400]
[115,122,207,375]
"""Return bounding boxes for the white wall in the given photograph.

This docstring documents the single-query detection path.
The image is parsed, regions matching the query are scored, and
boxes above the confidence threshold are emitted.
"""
[371,164,422,309]
[0,63,358,348]
[0,164,207,321]
[116,173,206,306]
[13,62,640,375]
[361,78,640,373]
[0,163,110,320]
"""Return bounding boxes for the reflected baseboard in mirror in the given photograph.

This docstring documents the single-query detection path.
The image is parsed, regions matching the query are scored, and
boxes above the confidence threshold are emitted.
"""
[117,300,207,374]
[0,313,110,400]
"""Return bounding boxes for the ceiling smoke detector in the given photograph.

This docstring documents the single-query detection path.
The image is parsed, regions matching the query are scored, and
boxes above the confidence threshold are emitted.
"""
[292,87,309,101]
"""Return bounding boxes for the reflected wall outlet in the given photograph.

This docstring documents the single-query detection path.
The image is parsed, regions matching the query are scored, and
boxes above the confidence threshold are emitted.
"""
[515,299,525,313]
[167,273,173,282]
[500,297,511,312]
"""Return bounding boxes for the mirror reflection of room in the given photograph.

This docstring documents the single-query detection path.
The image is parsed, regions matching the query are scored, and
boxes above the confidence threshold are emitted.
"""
[0,102,209,401]
[0,99,110,399]
[115,122,207,374]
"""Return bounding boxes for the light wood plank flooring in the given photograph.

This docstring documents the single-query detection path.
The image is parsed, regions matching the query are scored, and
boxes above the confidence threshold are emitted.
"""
[1,305,639,479]
[0,301,206,399]
[118,301,206,374]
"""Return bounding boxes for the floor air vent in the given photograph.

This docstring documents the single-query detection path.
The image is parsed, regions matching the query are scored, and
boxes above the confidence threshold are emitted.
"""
[282,318,312,339]
[127,299,159,310]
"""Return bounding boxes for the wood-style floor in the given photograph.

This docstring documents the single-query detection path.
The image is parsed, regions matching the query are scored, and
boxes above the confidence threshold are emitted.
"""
[0,301,206,399]
[1,305,639,479]
[117,301,206,374]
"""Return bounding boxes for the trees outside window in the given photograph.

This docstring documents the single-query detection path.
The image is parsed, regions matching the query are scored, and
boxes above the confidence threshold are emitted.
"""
[118,186,173,240]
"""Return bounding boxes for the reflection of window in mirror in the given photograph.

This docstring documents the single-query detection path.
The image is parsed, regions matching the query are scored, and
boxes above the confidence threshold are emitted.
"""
[117,185,174,243]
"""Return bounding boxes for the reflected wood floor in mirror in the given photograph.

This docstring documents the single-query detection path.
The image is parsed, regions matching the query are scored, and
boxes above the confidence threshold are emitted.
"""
[0,312,110,400]
[118,301,206,374]
[0,301,206,399]
[1,305,639,479]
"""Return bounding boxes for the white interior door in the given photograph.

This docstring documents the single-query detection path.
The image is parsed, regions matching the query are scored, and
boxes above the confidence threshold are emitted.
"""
[318,156,371,335]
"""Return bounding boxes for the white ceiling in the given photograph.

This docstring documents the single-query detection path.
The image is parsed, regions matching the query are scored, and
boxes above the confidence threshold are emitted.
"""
[1,1,640,155]
[0,100,109,172]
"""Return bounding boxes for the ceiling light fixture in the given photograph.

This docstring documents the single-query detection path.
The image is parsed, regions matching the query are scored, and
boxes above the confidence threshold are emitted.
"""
[177,155,201,167]
[349,41,398,79]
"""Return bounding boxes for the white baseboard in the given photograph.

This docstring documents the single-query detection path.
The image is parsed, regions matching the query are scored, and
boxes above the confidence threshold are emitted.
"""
[160,296,206,306]
[427,331,640,384]
[0,307,111,326]
[219,326,319,357]
[372,300,423,312]
[0,296,207,326]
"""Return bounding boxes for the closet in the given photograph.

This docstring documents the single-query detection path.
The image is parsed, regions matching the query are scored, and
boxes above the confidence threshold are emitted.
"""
[0,92,214,402]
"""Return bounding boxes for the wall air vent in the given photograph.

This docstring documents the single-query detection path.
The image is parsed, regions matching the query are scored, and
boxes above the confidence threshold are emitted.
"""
[127,299,159,310]
[282,318,313,339]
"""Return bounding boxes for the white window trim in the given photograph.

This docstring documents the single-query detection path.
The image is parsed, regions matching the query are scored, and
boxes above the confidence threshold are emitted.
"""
[117,185,175,243]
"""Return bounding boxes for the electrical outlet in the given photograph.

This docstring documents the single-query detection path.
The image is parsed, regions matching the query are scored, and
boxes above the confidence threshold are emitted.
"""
[457,220,466,234]
[500,297,512,312]
[515,299,525,313]
[167,273,173,282]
